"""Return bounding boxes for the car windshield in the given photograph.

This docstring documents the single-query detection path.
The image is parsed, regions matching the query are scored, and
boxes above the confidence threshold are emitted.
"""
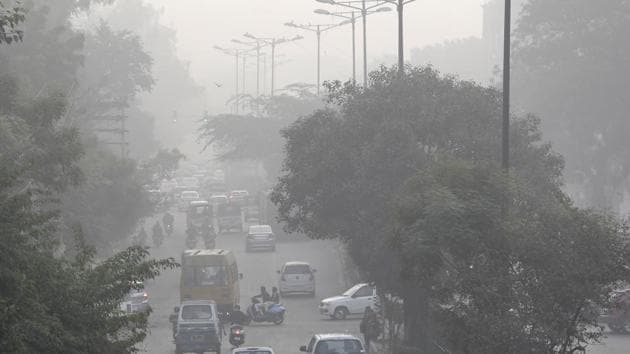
[284,264,311,274]
[314,339,363,354]
[181,305,213,320]
[343,284,364,297]
[182,266,228,286]
[249,225,272,234]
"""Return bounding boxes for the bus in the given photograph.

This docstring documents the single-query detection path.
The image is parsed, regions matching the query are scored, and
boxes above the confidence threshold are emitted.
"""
[180,249,241,317]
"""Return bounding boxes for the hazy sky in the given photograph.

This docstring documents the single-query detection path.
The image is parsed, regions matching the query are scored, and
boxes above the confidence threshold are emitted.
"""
[146,0,487,112]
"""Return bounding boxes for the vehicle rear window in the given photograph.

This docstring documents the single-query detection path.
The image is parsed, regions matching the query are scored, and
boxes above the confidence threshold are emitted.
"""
[181,305,213,320]
[314,339,363,354]
[182,192,199,199]
[249,225,272,234]
[284,264,311,274]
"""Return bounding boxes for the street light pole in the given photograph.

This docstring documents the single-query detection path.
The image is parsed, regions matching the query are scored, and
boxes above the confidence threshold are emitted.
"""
[285,21,347,94]
[315,0,391,86]
[214,45,248,114]
[242,33,302,96]
[361,0,368,85]
[351,12,356,82]
[502,0,511,170]
[382,0,416,75]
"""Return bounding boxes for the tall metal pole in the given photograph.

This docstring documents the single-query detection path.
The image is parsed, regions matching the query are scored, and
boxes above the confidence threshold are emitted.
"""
[271,40,276,96]
[256,42,261,115]
[397,0,404,75]
[351,12,356,82]
[361,0,368,86]
[317,25,321,95]
[242,55,247,112]
[235,50,239,114]
[502,0,511,170]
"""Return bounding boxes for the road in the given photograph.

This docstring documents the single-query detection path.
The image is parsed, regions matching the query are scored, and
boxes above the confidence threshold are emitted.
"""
[141,212,363,354]
[140,212,630,354]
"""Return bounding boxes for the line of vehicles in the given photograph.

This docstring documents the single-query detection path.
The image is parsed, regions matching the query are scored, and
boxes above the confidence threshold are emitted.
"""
[153,170,376,353]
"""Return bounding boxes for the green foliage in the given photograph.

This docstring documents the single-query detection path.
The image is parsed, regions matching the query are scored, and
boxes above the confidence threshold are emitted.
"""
[138,147,186,184]
[513,0,630,209]
[273,66,628,353]
[0,1,25,44]
[393,159,630,353]
[200,87,325,183]
[61,142,154,252]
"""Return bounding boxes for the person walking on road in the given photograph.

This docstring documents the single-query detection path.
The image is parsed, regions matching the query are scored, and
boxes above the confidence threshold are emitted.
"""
[162,211,174,236]
[360,306,380,352]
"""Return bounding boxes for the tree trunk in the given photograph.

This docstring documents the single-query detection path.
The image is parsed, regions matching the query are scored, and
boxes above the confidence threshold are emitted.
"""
[402,284,433,354]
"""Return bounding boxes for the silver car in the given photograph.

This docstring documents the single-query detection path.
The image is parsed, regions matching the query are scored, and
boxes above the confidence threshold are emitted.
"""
[245,224,276,252]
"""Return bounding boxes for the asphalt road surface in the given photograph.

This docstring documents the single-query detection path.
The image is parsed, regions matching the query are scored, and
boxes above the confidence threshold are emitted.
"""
[140,212,630,354]
[141,212,364,354]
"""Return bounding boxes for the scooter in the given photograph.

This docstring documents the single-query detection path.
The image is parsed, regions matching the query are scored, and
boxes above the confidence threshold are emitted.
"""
[165,222,173,236]
[229,324,245,347]
[245,298,286,325]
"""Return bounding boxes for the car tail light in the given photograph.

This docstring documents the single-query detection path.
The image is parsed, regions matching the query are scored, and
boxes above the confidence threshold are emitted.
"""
[143,292,148,299]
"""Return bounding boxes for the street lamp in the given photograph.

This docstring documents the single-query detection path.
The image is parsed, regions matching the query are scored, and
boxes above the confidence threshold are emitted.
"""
[315,0,392,86]
[284,21,348,94]
[241,33,303,96]
[314,6,391,83]
[381,0,417,75]
[214,45,244,114]
[502,0,511,170]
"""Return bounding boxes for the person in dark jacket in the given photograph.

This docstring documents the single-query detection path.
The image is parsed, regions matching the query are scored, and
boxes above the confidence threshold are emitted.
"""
[360,307,380,351]
[270,287,280,304]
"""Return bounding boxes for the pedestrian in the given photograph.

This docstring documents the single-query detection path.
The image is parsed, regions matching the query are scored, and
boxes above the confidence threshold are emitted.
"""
[360,306,380,352]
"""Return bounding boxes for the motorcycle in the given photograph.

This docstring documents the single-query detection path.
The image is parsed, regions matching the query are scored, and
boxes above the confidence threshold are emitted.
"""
[245,298,285,325]
[185,230,197,249]
[229,324,245,347]
[165,222,173,236]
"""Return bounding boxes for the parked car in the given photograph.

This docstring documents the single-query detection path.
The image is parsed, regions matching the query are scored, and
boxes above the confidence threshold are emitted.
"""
[277,261,316,296]
[319,283,378,320]
[232,347,274,354]
[245,224,275,252]
[300,334,365,354]
[178,190,200,211]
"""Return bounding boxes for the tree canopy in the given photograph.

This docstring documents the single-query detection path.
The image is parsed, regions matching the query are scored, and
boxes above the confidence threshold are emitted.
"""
[272,66,629,353]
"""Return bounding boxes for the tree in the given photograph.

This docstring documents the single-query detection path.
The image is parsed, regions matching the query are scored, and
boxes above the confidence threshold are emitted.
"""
[392,159,630,353]
[272,66,624,352]
[513,0,630,210]
[0,74,176,353]
[0,1,25,44]
[199,86,325,184]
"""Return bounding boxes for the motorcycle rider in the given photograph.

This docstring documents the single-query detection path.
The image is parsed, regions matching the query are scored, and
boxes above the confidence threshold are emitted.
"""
[185,227,197,249]
[270,287,280,304]
[229,305,248,325]
[201,220,216,249]
[252,286,271,317]
[162,211,174,235]
[152,221,164,247]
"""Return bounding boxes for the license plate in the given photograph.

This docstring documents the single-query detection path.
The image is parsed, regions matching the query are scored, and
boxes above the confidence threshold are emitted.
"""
[192,335,203,341]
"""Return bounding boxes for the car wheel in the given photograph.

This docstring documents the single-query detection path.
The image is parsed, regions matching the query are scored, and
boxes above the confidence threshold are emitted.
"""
[174,345,183,354]
[333,307,349,320]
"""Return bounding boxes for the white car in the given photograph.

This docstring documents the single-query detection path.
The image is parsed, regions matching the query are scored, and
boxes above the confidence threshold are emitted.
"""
[300,334,365,354]
[232,347,274,354]
[318,283,378,320]
[277,261,316,296]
